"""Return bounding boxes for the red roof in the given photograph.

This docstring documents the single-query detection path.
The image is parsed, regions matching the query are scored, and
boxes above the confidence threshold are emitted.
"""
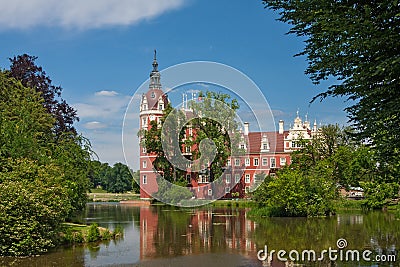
[247,131,289,154]
[145,89,168,110]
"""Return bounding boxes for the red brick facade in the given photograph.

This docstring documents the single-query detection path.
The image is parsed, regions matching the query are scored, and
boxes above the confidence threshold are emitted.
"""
[139,55,317,199]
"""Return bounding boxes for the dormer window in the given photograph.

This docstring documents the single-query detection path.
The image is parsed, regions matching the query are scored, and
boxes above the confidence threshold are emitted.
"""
[159,104,164,110]
[260,134,270,152]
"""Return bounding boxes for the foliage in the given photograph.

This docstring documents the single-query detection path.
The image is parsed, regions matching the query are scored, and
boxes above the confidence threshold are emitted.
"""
[141,103,187,182]
[113,225,124,237]
[153,177,193,205]
[88,161,137,193]
[262,0,400,178]
[0,159,71,256]
[252,169,336,217]
[188,91,242,182]
[106,163,133,193]
[8,54,79,135]
[0,57,92,256]
[291,125,378,188]
[361,182,399,210]
[141,91,242,185]
[251,125,381,217]
[86,223,100,243]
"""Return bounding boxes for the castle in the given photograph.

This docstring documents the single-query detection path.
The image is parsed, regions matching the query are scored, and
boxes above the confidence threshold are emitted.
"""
[139,52,318,199]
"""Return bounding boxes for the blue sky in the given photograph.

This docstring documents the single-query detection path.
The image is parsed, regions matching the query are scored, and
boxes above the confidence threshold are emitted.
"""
[0,0,349,166]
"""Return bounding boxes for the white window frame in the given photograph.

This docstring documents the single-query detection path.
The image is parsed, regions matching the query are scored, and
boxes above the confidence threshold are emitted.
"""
[225,174,231,184]
[245,186,250,193]
[225,187,230,194]
[270,158,276,168]
[227,159,231,166]
[235,174,241,183]
[254,158,259,166]
[245,174,250,184]
[280,157,287,166]
[142,161,147,168]
[234,159,240,166]
[245,158,250,166]
[262,158,268,166]
[143,175,147,184]
[207,189,212,196]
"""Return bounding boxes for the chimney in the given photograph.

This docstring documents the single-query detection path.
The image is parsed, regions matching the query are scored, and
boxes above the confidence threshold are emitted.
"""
[244,122,249,136]
[279,120,284,134]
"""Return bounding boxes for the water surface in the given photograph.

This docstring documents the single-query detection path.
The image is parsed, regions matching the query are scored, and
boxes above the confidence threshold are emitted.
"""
[1,203,399,266]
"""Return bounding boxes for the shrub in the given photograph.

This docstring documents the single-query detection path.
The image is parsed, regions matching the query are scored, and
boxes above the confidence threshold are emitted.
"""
[101,229,112,241]
[0,160,71,256]
[252,169,336,217]
[113,225,124,238]
[86,224,100,243]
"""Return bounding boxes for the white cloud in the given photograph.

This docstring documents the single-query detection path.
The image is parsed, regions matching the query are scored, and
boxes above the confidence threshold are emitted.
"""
[73,90,136,164]
[0,0,185,30]
[95,90,119,97]
[83,121,107,130]
[73,93,131,119]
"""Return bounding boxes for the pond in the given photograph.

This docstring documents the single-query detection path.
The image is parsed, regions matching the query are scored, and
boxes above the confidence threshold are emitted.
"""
[1,203,399,266]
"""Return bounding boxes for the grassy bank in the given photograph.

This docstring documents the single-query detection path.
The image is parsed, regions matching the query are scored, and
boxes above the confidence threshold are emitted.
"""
[60,222,123,245]
[209,199,255,208]
[88,189,140,202]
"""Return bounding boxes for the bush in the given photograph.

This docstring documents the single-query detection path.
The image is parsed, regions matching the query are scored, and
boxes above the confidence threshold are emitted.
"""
[101,229,112,241]
[86,224,100,243]
[361,182,399,210]
[0,160,71,256]
[73,231,84,243]
[252,169,336,217]
[113,225,124,238]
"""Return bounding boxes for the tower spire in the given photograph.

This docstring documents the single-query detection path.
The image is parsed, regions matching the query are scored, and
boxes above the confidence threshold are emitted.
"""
[149,49,161,89]
[152,49,158,72]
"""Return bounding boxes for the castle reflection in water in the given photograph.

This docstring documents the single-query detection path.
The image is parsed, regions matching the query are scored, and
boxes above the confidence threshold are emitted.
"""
[139,206,257,260]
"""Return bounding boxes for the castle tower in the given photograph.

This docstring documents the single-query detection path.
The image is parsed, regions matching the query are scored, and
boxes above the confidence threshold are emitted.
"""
[139,50,168,199]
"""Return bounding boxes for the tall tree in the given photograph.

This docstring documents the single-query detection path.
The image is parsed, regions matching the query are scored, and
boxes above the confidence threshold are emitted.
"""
[8,54,79,135]
[0,71,88,255]
[142,91,242,184]
[262,0,400,178]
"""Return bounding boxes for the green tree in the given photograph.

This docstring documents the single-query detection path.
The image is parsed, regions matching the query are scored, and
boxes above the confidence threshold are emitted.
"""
[0,159,71,256]
[262,0,400,179]
[141,91,243,185]
[8,54,79,135]
[0,64,91,255]
[252,168,336,217]
[106,163,133,193]
[131,170,140,193]
[188,91,242,182]
[141,103,187,182]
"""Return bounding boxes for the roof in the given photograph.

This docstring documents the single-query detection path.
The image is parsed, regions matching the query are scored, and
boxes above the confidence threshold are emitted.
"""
[145,89,168,110]
[247,131,289,154]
